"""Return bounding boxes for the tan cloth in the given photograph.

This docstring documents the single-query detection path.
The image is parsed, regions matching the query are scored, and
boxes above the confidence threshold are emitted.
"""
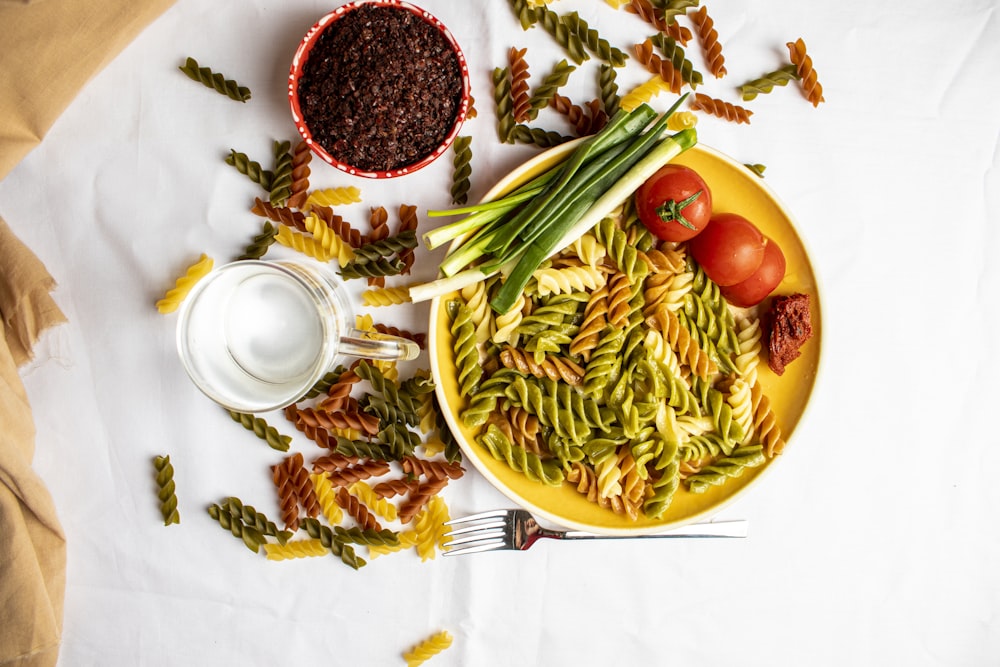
[1,0,175,664]
[0,0,176,180]
[0,217,67,667]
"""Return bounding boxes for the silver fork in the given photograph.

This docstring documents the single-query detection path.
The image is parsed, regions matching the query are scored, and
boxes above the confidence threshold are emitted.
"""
[442,509,748,555]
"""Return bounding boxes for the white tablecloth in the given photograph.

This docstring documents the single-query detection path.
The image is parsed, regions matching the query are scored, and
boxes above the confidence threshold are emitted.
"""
[2,1,998,664]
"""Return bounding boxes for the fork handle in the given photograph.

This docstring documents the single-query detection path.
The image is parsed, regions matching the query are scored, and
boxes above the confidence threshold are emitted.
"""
[551,519,749,540]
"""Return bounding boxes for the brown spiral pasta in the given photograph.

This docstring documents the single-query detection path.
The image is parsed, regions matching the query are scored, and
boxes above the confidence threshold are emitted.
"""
[549,94,608,137]
[366,206,390,287]
[284,404,338,449]
[646,304,718,379]
[786,37,825,107]
[284,452,321,520]
[311,453,361,473]
[312,205,365,248]
[750,380,786,457]
[569,284,609,362]
[334,487,383,531]
[690,6,727,78]
[499,346,585,386]
[294,406,380,437]
[691,93,753,124]
[626,0,692,44]
[606,271,634,328]
[397,477,449,524]
[286,140,312,209]
[488,406,544,457]
[508,46,532,123]
[271,461,300,532]
[372,324,427,349]
[251,197,307,231]
[371,478,422,499]
[401,456,465,481]
[642,272,676,318]
[317,367,361,413]
[633,39,684,94]
[325,459,392,487]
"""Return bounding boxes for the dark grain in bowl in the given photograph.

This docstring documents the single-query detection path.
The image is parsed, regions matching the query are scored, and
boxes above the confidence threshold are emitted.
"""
[296,4,464,173]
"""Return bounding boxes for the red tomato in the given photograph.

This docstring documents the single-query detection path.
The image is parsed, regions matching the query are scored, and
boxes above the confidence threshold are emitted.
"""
[634,164,712,242]
[720,237,786,307]
[688,213,766,286]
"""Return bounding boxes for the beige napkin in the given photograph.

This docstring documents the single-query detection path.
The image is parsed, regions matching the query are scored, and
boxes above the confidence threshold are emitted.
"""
[0,0,175,181]
[0,217,67,667]
[0,0,174,664]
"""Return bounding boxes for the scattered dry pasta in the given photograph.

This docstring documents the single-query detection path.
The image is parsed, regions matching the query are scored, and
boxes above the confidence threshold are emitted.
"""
[403,630,454,667]
[155,254,213,313]
[786,37,825,106]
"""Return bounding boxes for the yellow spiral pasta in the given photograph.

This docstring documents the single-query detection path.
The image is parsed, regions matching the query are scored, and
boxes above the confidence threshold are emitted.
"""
[303,186,362,210]
[263,538,328,561]
[413,495,451,562]
[619,75,673,112]
[532,265,607,297]
[647,304,717,379]
[491,292,526,346]
[275,224,332,262]
[667,110,699,131]
[460,279,493,347]
[569,233,606,268]
[156,253,213,314]
[362,286,411,307]
[304,213,355,265]
[348,481,398,521]
[355,313,375,331]
[309,472,344,525]
[726,377,754,444]
[734,315,763,382]
[750,380,785,457]
[593,448,623,499]
[403,630,454,667]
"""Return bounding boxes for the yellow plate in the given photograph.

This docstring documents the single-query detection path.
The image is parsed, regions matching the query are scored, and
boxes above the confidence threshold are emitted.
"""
[428,140,822,535]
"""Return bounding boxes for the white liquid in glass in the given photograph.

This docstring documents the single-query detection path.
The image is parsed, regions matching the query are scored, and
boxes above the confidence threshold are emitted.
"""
[178,263,341,412]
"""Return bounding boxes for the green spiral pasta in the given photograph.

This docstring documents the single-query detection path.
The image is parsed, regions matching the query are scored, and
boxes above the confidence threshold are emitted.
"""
[526,59,577,119]
[462,368,521,427]
[339,256,405,280]
[560,10,628,67]
[269,140,293,206]
[237,221,278,261]
[296,365,349,402]
[509,0,539,30]
[478,424,564,486]
[582,325,625,397]
[179,57,251,102]
[691,377,744,451]
[511,124,575,148]
[450,135,473,205]
[492,67,516,144]
[225,149,274,191]
[598,64,621,118]
[644,435,680,519]
[533,7,590,65]
[333,435,398,461]
[221,497,292,545]
[332,526,400,548]
[593,215,648,282]
[649,33,704,88]
[740,64,800,101]
[299,517,365,570]
[686,445,766,493]
[207,503,265,553]
[432,394,464,464]
[351,230,418,265]
[153,455,180,526]
[377,422,422,460]
[228,410,291,451]
[448,299,483,397]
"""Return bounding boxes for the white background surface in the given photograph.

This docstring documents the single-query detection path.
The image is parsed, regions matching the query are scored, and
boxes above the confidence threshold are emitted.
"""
[2,0,999,665]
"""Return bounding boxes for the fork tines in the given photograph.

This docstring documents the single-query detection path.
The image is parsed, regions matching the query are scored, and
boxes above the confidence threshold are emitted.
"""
[442,510,511,556]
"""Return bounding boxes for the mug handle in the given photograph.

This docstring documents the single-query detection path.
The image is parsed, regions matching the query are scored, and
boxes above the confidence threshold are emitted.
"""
[338,328,420,362]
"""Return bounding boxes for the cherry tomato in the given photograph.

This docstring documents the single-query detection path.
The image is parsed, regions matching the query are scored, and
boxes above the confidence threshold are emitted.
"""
[688,213,766,286]
[720,237,786,307]
[634,164,712,242]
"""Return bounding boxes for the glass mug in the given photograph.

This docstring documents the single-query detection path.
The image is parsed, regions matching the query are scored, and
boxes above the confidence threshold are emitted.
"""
[176,259,419,413]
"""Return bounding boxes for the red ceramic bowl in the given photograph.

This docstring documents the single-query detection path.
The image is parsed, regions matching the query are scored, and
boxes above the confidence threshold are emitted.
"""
[288,0,471,179]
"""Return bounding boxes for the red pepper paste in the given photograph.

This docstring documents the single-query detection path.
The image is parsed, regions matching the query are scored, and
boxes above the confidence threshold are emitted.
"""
[765,293,813,375]
[297,4,463,173]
